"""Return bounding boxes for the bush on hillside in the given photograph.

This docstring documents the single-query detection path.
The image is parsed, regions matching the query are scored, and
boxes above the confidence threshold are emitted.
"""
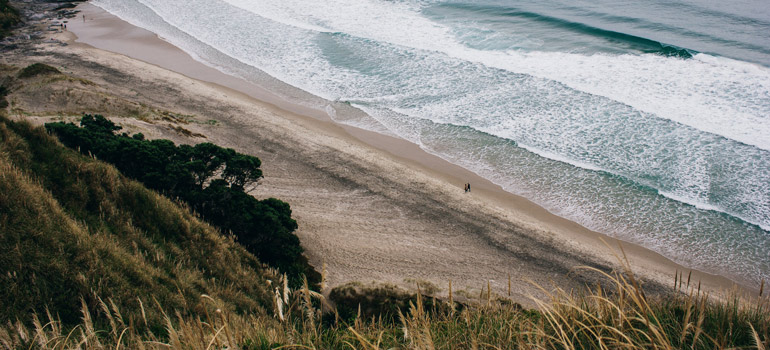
[18,63,61,79]
[329,282,464,323]
[0,84,8,109]
[46,115,320,287]
[0,115,273,328]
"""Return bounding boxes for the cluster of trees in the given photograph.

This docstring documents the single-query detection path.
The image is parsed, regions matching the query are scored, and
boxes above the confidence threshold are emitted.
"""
[46,115,320,287]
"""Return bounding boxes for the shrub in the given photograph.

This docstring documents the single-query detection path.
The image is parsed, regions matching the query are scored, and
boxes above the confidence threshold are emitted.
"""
[0,115,274,328]
[17,63,61,79]
[46,115,320,288]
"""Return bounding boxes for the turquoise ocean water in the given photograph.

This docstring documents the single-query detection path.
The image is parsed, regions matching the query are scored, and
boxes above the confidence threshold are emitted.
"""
[91,0,770,287]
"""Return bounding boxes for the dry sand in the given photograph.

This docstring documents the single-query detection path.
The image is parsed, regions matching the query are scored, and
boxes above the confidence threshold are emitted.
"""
[3,1,753,304]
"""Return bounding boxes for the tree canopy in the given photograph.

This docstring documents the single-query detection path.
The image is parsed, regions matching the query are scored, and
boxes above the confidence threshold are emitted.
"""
[46,115,319,287]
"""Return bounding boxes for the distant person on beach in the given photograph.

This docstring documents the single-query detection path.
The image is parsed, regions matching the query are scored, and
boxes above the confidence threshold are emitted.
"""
[467,183,471,192]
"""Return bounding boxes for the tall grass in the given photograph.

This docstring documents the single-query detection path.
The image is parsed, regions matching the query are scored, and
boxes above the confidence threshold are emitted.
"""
[2,260,767,349]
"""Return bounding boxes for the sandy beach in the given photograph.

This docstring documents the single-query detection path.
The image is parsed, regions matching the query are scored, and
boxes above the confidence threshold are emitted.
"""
[3,2,753,303]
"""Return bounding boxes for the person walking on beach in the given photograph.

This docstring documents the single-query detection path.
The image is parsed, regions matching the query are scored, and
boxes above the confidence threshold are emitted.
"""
[467,183,471,192]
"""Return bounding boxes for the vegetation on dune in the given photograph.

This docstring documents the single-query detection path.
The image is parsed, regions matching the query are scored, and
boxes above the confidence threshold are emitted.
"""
[0,115,275,330]
[329,282,468,324]
[45,115,321,288]
[0,63,14,109]
[0,0,20,39]
[0,83,8,109]
[1,256,768,349]
[17,63,61,79]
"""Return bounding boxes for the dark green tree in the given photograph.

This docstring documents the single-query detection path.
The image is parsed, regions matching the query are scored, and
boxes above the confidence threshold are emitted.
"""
[80,114,122,135]
[46,115,320,288]
[223,154,262,190]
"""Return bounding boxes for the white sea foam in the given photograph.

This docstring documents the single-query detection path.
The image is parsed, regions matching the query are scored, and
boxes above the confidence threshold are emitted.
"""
[218,0,770,150]
[108,0,770,151]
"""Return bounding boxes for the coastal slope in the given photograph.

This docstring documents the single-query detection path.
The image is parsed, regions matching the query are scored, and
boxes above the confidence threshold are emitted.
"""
[1,1,747,302]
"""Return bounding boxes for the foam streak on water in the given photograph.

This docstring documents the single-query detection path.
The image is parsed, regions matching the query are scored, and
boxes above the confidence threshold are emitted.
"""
[91,0,770,286]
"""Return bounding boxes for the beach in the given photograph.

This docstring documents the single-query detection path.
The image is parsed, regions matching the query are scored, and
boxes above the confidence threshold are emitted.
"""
[3,2,754,302]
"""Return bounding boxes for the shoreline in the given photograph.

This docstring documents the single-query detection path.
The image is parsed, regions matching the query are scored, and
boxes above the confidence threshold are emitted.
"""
[17,2,756,299]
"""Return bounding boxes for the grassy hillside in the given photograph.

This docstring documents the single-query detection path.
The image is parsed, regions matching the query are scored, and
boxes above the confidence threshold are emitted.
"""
[2,62,320,288]
[44,114,320,288]
[0,115,274,330]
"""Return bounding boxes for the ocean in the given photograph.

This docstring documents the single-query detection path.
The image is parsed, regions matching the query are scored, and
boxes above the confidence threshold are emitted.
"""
[90,0,770,287]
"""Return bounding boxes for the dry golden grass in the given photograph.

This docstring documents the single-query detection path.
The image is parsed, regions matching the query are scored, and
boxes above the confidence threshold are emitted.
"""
[1,116,275,330]
[1,258,767,350]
